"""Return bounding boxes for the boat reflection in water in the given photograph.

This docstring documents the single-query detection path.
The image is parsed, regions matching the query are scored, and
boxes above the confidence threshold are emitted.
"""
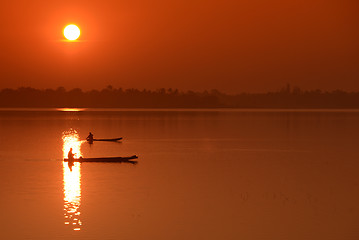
[62,129,83,231]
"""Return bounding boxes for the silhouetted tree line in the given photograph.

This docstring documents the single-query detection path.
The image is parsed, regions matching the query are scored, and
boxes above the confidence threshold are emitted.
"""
[0,85,359,108]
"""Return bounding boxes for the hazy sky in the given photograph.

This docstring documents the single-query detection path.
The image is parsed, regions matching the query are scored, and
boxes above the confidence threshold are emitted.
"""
[0,0,358,93]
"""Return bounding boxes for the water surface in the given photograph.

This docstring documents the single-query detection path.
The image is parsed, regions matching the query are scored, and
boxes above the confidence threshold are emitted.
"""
[0,109,358,240]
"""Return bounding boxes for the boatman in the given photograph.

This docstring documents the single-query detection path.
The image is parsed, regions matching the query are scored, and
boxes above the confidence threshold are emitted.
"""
[86,132,94,142]
[68,148,75,171]
[68,148,75,160]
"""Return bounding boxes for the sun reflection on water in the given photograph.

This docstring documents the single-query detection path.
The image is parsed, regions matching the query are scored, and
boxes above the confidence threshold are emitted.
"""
[62,129,82,230]
[57,108,86,112]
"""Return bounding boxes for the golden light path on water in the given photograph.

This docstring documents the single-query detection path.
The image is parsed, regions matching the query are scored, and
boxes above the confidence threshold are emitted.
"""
[62,129,83,231]
[57,108,86,112]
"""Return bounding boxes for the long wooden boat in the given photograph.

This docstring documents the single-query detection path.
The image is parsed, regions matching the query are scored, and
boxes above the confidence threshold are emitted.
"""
[87,137,123,142]
[64,155,138,163]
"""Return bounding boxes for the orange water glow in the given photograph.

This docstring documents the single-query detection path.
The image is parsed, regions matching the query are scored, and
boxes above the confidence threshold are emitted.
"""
[62,129,83,230]
[57,108,86,112]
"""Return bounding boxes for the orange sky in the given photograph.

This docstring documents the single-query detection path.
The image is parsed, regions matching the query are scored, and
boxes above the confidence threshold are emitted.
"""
[0,0,358,93]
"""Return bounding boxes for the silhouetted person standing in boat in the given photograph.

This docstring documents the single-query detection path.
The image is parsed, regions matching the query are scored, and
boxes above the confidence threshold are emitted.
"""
[68,148,75,171]
[86,132,94,142]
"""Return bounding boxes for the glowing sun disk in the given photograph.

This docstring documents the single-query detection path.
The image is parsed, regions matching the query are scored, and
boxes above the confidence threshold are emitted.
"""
[64,24,80,41]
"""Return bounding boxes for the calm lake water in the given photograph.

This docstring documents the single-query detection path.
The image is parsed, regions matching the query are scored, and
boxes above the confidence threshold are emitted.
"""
[0,109,358,240]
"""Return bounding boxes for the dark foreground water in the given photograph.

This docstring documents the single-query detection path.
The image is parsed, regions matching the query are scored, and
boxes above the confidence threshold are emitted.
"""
[0,109,358,240]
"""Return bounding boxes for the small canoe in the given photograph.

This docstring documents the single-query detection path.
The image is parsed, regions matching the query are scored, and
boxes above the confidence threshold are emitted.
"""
[87,137,123,142]
[64,155,138,163]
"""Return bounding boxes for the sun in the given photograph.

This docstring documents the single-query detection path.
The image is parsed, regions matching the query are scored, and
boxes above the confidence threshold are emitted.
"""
[64,24,80,41]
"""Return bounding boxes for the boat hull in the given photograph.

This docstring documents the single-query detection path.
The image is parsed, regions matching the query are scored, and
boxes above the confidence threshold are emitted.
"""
[64,155,138,163]
[91,137,123,142]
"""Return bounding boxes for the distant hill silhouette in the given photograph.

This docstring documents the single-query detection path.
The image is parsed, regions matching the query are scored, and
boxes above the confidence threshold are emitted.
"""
[0,85,359,108]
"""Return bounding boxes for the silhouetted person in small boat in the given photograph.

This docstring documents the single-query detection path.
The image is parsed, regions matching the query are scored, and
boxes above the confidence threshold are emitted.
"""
[68,148,75,171]
[68,148,75,160]
[86,132,94,143]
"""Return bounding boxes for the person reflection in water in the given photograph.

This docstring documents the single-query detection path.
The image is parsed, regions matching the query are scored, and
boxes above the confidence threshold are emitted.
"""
[86,132,94,143]
[68,148,75,171]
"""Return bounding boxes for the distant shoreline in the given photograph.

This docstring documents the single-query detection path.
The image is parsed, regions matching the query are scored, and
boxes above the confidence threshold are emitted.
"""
[1,86,359,109]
